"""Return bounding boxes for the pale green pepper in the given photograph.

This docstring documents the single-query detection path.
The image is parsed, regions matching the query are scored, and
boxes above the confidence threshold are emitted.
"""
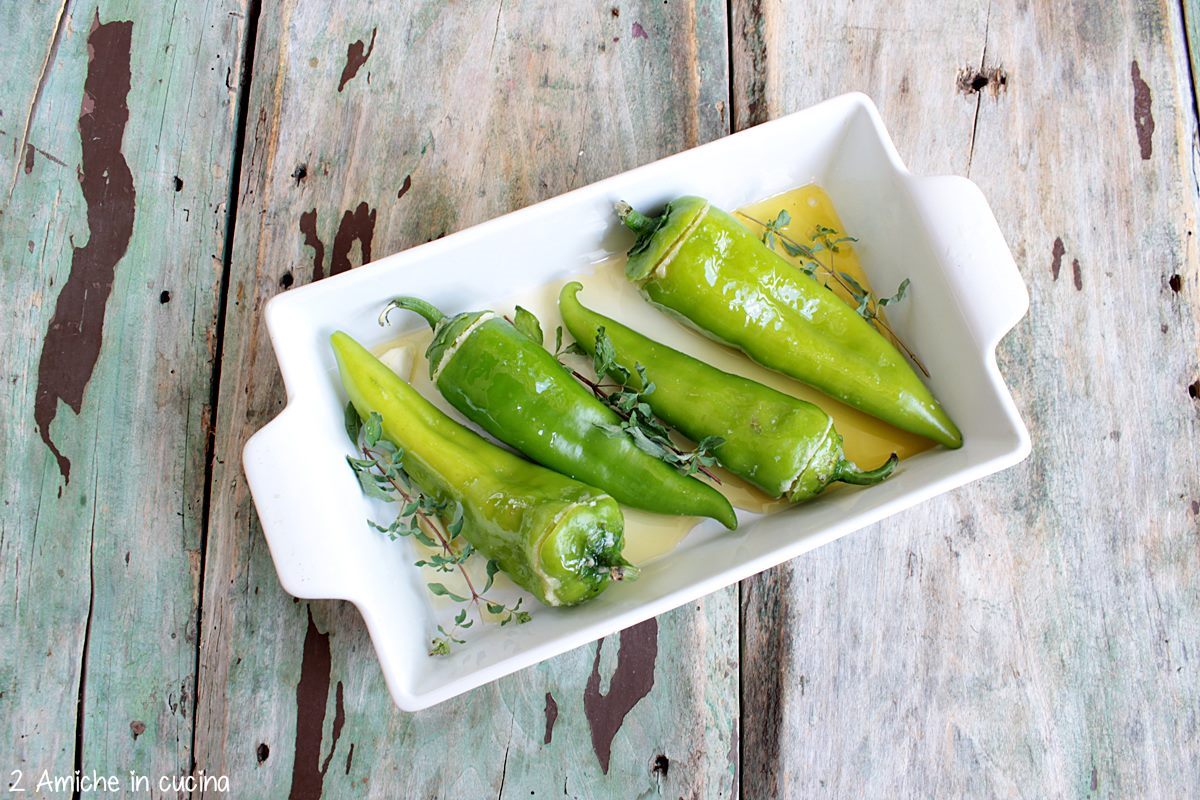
[332,331,631,607]
[617,197,963,449]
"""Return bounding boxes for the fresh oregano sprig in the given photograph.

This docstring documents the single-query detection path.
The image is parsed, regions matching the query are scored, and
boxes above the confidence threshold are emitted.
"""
[838,272,911,326]
[549,317,724,482]
[737,209,929,377]
[512,307,724,480]
[344,406,531,656]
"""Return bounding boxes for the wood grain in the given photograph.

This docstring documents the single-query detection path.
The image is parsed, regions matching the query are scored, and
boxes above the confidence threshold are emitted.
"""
[0,0,250,786]
[194,1,737,796]
[734,0,1200,796]
[1183,0,1200,117]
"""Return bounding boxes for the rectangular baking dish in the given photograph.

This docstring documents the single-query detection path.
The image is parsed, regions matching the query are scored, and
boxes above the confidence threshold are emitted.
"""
[243,92,1030,711]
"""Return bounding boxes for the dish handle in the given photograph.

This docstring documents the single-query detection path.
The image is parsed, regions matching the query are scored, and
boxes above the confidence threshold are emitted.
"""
[908,174,1030,348]
[243,403,354,600]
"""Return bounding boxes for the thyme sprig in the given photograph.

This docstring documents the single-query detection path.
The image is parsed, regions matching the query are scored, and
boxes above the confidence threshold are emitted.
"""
[737,210,930,377]
[550,321,724,482]
[344,407,531,656]
[510,307,723,480]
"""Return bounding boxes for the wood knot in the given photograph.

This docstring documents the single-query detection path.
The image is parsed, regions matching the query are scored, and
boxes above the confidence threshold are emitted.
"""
[957,66,1008,97]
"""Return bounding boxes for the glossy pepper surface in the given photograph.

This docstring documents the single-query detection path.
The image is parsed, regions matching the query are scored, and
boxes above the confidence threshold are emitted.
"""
[559,282,897,501]
[383,298,738,529]
[617,197,963,449]
[332,331,631,607]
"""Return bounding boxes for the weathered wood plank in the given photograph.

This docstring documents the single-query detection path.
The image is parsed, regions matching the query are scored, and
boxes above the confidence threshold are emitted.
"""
[195,1,737,796]
[735,0,1200,796]
[0,0,250,788]
[1183,0,1200,116]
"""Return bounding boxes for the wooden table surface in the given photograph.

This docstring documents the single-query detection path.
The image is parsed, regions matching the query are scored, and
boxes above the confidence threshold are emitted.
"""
[4,1,1199,797]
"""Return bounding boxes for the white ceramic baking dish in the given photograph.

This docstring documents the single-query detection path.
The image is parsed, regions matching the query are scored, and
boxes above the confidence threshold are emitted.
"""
[243,93,1030,711]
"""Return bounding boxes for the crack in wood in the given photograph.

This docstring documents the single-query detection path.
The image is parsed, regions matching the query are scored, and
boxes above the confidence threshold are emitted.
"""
[965,0,993,177]
[489,0,504,62]
[187,0,264,782]
[72,468,101,793]
[8,0,70,197]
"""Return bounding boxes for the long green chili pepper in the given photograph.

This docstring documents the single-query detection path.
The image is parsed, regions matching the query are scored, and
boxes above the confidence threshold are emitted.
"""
[382,298,738,530]
[332,331,632,607]
[615,197,963,449]
[559,282,897,502]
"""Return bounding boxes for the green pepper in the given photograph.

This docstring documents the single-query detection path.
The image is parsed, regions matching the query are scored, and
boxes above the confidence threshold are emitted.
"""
[332,331,631,607]
[616,197,963,449]
[559,282,897,501]
[382,298,738,530]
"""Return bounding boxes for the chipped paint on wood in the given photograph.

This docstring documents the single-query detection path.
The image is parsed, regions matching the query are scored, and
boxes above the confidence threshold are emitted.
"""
[583,619,659,773]
[330,202,376,276]
[337,27,376,91]
[543,691,558,744]
[288,607,345,800]
[1131,60,1154,159]
[0,0,252,787]
[34,15,135,482]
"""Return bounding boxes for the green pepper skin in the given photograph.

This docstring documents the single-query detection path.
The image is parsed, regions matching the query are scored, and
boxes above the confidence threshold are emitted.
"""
[383,299,738,530]
[331,331,631,607]
[559,282,897,502]
[619,197,963,449]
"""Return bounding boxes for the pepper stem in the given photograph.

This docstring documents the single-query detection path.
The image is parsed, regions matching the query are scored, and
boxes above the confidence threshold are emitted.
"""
[833,453,899,486]
[379,297,446,329]
[614,201,658,234]
[607,557,641,582]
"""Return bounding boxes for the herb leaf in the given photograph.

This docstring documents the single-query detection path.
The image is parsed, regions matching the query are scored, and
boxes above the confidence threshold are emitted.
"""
[482,559,500,594]
[513,305,544,346]
[878,277,910,307]
[427,582,469,603]
[838,271,869,299]
[592,326,631,385]
[344,402,361,445]
[363,411,383,448]
[760,209,793,254]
